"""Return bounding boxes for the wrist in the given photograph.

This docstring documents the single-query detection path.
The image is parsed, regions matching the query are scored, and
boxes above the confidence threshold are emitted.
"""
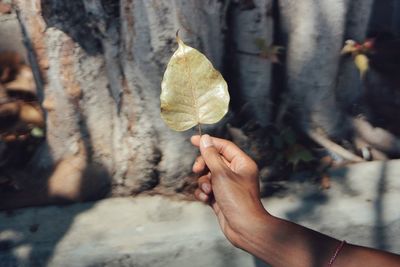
[233,206,273,249]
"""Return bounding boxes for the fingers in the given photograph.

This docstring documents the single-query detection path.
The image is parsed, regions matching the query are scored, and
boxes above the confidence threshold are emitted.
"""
[193,154,230,175]
[195,174,212,203]
[194,188,209,203]
[192,156,206,173]
[198,135,230,175]
[198,174,212,194]
[192,134,258,177]
[191,134,248,163]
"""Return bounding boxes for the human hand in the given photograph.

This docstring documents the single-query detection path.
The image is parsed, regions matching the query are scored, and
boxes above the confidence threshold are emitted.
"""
[191,134,269,246]
[192,135,400,267]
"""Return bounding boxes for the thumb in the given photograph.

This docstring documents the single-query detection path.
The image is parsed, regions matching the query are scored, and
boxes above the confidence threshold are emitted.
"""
[199,134,229,175]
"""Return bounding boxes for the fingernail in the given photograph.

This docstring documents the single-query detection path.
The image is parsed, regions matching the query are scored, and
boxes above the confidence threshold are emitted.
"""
[199,192,208,201]
[202,183,210,193]
[201,134,213,148]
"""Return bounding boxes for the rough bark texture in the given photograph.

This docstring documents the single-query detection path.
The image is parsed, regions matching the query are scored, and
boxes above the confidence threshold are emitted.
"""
[0,1,26,58]
[6,0,243,205]
[2,0,385,207]
[230,0,274,126]
[336,0,374,116]
[278,0,372,137]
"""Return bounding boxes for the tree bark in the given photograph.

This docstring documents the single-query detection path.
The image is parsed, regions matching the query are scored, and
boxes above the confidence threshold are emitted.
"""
[8,0,237,205]
[2,0,378,208]
[230,0,274,126]
[278,0,372,138]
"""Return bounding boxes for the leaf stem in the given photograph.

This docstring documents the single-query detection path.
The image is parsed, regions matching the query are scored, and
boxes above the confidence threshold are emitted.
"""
[198,124,202,136]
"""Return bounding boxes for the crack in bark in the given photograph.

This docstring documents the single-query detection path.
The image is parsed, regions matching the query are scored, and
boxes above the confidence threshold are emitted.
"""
[41,0,105,55]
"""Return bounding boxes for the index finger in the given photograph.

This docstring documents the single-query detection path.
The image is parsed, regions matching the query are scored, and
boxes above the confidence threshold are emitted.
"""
[190,135,248,163]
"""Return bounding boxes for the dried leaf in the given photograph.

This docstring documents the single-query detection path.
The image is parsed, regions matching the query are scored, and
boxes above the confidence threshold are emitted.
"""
[341,40,358,55]
[160,35,230,131]
[354,54,369,79]
[341,41,370,79]
[254,38,284,63]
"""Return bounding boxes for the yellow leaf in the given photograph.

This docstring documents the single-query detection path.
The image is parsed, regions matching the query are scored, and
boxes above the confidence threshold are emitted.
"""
[160,35,230,131]
[354,54,369,79]
[341,40,357,55]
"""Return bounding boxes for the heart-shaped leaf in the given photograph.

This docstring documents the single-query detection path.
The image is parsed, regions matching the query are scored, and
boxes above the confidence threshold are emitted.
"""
[160,35,230,131]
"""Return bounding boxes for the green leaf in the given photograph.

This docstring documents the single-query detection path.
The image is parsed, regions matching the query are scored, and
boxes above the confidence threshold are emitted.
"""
[286,144,314,168]
[31,127,44,138]
[254,38,267,50]
[160,35,230,131]
[282,128,296,146]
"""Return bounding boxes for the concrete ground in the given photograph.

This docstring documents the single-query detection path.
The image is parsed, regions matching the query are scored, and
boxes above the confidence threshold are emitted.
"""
[1,160,399,267]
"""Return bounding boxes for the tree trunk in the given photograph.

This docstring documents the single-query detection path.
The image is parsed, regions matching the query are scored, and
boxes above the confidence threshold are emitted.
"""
[12,0,227,204]
[278,0,373,137]
[2,0,379,208]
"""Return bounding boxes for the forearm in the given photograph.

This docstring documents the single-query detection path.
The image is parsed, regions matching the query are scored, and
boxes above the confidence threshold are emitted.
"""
[236,213,338,267]
[191,134,400,266]
[236,212,400,267]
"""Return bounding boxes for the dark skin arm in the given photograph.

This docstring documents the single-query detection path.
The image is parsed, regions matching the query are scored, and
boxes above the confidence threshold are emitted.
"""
[191,134,400,267]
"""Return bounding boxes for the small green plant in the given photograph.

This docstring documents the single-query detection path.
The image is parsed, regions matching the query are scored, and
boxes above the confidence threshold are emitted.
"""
[271,127,315,170]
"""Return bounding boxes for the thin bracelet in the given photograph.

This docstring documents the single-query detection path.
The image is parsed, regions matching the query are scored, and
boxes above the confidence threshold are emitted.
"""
[328,240,346,266]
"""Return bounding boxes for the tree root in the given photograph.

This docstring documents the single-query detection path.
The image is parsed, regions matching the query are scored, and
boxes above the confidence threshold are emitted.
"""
[352,116,400,157]
[307,129,365,163]
[353,136,389,161]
